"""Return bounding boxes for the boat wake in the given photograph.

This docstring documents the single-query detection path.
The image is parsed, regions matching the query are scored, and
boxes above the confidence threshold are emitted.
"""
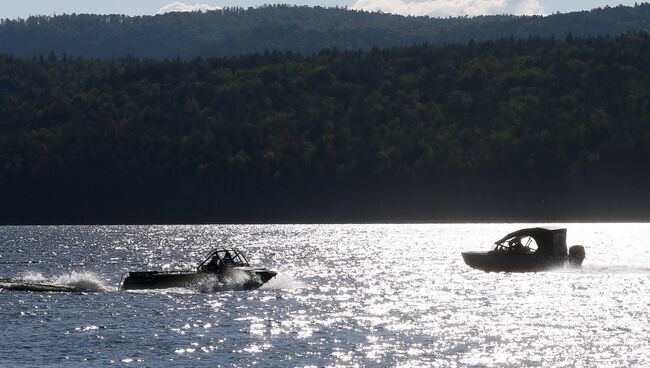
[0,270,301,294]
[191,269,269,292]
[260,273,307,290]
[0,271,111,293]
[188,271,304,293]
[549,264,650,274]
[581,265,650,274]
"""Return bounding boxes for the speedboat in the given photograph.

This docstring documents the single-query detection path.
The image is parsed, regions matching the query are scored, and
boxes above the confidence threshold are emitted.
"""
[461,227,585,272]
[119,248,277,290]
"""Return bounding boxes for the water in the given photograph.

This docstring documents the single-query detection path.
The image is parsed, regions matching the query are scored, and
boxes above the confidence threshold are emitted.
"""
[0,224,649,367]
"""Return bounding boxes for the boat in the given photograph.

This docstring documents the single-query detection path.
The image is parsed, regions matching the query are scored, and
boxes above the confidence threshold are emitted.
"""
[461,227,585,272]
[119,248,277,291]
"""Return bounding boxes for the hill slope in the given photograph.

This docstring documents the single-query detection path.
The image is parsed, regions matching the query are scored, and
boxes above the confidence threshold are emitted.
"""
[1,34,650,223]
[1,4,650,58]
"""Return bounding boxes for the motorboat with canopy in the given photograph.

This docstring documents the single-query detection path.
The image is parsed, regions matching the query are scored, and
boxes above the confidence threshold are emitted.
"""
[461,227,585,272]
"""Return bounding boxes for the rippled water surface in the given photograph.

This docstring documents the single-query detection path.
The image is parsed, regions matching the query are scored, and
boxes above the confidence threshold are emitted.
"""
[1,224,649,367]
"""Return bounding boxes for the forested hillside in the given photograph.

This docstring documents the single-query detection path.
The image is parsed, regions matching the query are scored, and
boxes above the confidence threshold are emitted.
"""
[1,4,650,59]
[1,34,650,223]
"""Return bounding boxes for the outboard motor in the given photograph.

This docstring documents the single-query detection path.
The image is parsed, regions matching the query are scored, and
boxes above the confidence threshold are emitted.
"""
[568,245,585,266]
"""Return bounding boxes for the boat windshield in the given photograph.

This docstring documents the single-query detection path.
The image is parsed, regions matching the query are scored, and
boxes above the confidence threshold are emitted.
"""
[490,236,537,255]
[197,249,250,271]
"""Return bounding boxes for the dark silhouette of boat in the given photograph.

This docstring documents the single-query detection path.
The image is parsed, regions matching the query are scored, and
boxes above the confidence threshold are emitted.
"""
[119,248,277,290]
[462,227,585,272]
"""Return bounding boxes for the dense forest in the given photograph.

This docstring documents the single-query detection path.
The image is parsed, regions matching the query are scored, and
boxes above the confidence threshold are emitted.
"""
[1,34,650,223]
[1,4,650,59]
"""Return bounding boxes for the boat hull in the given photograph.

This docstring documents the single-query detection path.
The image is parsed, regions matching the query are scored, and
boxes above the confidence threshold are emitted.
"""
[120,268,277,290]
[461,252,581,272]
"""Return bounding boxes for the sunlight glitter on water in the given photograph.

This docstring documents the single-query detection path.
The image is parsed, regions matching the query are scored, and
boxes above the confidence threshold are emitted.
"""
[0,224,649,366]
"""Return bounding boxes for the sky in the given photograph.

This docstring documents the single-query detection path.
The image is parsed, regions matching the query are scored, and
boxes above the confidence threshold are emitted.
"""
[0,1,642,19]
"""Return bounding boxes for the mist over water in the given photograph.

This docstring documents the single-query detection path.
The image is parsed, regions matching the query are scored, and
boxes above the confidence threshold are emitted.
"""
[0,224,649,366]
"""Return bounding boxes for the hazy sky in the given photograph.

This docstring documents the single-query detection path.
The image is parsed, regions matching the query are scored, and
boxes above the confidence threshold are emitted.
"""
[0,1,641,19]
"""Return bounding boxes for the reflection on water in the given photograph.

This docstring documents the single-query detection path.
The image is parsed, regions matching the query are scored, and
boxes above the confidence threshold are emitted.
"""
[0,224,649,366]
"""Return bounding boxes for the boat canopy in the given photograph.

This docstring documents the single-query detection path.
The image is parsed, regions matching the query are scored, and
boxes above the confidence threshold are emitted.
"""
[494,227,567,256]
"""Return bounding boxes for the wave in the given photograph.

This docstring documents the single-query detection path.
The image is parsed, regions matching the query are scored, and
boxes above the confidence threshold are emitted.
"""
[171,271,305,293]
[193,269,271,293]
[581,265,650,274]
[549,264,650,274]
[0,271,110,292]
[260,273,307,290]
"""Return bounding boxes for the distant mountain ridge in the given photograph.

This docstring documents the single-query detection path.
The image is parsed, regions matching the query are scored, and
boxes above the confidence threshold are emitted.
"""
[1,4,650,59]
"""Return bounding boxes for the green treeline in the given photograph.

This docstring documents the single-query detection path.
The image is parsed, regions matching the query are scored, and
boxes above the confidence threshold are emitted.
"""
[2,34,650,223]
[1,4,650,59]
